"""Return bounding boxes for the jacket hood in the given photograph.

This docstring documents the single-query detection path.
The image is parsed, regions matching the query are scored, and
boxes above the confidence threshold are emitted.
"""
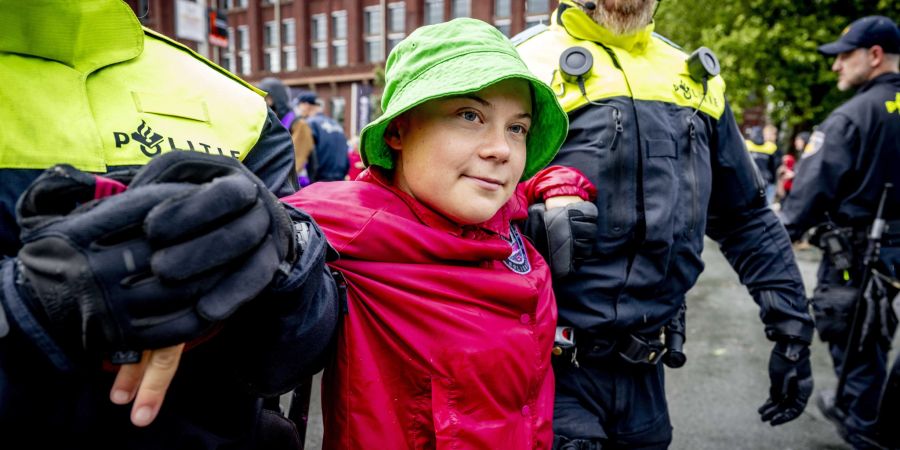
[257,77,292,119]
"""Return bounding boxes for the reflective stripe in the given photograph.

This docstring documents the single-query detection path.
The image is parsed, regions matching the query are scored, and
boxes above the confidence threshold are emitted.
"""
[746,140,778,155]
[516,7,726,119]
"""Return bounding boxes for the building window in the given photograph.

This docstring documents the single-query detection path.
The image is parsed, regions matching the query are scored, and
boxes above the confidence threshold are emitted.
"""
[451,0,469,18]
[236,25,250,75]
[424,0,443,25]
[332,41,348,67]
[237,25,249,51]
[332,11,348,40]
[331,96,346,129]
[223,26,236,72]
[525,14,549,28]
[312,43,327,68]
[364,38,383,63]
[494,0,511,18]
[388,36,404,53]
[364,6,382,36]
[282,47,297,71]
[494,19,511,37]
[264,21,277,48]
[526,0,548,14]
[311,14,326,43]
[282,19,295,46]
[264,49,280,73]
[388,2,405,33]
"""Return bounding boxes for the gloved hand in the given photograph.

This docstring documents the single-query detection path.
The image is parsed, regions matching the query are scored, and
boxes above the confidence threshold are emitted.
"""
[758,339,813,426]
[524,201,598,278]
[15,152,296,354]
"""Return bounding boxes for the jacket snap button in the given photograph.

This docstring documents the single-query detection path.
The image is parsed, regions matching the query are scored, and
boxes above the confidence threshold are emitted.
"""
[520,314,530,324]
[521,405,530,416]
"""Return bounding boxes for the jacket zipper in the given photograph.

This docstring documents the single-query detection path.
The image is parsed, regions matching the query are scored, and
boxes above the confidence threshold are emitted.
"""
[687,122,699,233]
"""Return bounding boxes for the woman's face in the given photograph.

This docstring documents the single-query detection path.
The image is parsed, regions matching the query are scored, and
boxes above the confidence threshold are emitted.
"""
[386,78,532,225]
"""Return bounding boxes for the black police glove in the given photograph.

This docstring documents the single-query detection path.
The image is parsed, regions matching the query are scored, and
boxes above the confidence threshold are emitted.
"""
[524,201,598,278]
[758,340,813,426]
[128,151,297,321]
[15,152,295,354]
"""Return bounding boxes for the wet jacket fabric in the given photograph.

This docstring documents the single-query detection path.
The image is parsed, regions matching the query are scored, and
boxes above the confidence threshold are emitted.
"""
[284,166,595,450]
[0,1,336,448]
[307,113,350,182]
[515,3,813,343]
[782,73,900,240]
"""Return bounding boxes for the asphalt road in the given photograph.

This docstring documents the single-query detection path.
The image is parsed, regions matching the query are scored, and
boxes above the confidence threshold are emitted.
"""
[297,239,897,449]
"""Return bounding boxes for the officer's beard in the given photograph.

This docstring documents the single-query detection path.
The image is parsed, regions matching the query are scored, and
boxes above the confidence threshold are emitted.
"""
[591,0,656,36]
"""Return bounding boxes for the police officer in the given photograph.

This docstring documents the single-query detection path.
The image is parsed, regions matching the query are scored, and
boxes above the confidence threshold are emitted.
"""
[781,15,900,450]
[296,92,350,182]
[745,125,782,204]
[515,1,815,448]
[0,0,338,447]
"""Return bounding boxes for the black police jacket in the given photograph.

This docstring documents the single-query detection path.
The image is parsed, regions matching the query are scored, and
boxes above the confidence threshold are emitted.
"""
[783,73,900,240]
[516,4,813,343]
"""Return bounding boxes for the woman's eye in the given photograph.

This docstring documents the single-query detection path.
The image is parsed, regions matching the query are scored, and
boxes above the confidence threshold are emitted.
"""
[460,111,479,122]
[510,124,528,135]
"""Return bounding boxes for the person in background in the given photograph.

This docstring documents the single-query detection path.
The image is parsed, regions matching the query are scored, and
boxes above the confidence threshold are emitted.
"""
[296,92,350,182]
[781,15,900,450]
[345,136,365,180]
[746,125,782,205]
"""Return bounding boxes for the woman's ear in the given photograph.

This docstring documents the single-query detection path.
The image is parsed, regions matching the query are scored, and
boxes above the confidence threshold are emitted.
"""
[384,115,407,151]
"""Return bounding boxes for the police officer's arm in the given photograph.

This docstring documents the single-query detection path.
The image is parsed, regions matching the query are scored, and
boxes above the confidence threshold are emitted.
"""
[241,108,299,197]
[216,206,339,396]
[705,102,815,343]
[780,115,858,241]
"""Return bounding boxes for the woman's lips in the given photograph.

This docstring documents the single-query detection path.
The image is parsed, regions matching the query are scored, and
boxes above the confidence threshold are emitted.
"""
[465,175,504,191]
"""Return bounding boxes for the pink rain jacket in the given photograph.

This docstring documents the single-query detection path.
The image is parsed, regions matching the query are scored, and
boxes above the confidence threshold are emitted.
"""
[283,166,595,449]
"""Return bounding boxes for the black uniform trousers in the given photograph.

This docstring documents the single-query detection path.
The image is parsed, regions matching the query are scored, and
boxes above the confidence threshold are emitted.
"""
[552,348,672,450]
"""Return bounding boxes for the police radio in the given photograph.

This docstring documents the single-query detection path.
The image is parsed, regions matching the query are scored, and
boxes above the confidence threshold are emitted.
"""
[686,47,720,93]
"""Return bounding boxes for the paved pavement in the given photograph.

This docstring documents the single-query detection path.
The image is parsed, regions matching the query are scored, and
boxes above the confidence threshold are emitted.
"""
[297,239,898,449]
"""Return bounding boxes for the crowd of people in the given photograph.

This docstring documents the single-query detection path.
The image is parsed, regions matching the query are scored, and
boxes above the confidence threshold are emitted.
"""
[1,0,898,449]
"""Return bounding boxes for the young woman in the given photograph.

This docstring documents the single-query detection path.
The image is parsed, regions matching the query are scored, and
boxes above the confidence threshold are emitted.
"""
[283,18,595,449]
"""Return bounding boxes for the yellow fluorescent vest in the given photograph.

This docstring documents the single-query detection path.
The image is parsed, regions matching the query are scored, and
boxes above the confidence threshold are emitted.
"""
[0,0,268,172]
[745,141,779,155]
[516,3,726,120]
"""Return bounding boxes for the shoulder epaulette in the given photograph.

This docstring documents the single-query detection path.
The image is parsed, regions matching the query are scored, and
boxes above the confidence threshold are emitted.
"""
[142,28,265,96]
[512,24,549,46]
[652,32,685,53]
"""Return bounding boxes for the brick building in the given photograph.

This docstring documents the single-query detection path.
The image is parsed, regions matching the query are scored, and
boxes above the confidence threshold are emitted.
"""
[128,0,560,138]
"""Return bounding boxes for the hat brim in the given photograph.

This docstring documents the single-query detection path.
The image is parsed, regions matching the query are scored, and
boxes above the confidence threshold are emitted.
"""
[818,40,857,55]
[359,50,568,181]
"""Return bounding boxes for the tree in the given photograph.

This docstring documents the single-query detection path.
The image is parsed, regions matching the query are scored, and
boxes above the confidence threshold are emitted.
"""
[655,0,900,133]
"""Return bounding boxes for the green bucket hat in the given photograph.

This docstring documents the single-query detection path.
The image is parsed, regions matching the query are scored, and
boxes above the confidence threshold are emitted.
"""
[360,18,568,181]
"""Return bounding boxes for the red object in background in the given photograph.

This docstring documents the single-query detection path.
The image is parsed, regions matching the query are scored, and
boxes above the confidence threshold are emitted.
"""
[782,154,796,193]
[346,148,365,180]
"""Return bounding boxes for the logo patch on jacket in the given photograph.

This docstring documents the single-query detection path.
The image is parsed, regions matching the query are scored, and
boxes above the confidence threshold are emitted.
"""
[113,120,241,159]
[503,225,531,274]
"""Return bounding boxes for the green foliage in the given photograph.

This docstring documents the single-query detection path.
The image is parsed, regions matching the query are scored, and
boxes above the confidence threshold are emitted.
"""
[654,0,900,132]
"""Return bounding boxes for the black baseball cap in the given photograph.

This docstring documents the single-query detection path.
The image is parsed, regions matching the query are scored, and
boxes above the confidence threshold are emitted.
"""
[819,15,900,56]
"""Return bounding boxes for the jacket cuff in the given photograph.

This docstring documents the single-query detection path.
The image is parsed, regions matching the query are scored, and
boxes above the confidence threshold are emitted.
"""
[765,320,815,345]
[1,259,75,372]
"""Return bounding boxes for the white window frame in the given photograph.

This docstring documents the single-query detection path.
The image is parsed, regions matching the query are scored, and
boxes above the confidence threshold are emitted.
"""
[223,26,236,72]
[332,40,348,67]
[363,5,382,37]
[311,42,327,68]
[494,0,511,18]
[331,10,348,40]
[311,14,327,43]
[494,19,511,37]
[424,0,444,25]
[237,25,249,51]
[451,0,470,19]
[282,47,297,71]
[364,36,383,63]
[387,2,405,33]
[281,18,296,46]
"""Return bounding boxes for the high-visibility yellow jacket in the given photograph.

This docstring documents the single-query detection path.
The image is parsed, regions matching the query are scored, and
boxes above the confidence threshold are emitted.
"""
[515,1,813,344]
